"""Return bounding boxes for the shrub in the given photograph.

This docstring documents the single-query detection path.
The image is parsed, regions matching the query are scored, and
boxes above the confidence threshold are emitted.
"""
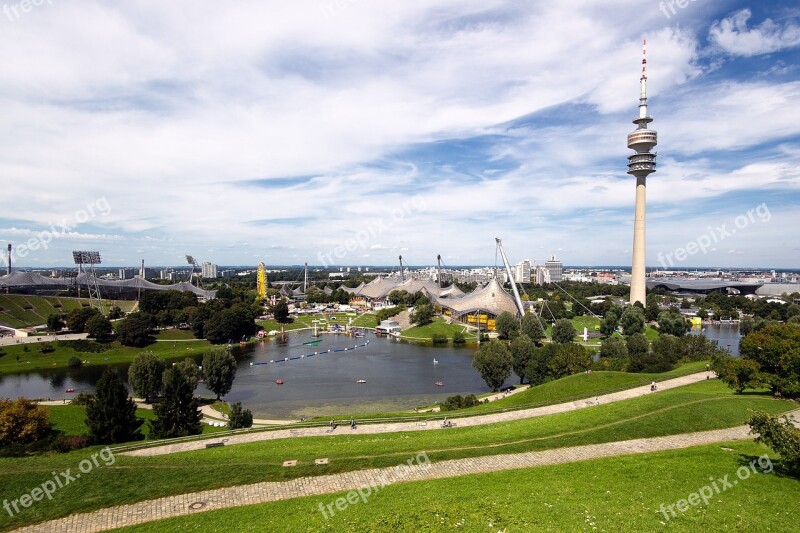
[39,344,55,354]
[452,331,466,344]
[228,402,254,429]
[440,394,481,411]
[67,356,83,368]
[431,333,448,344]
[58,340,112,353]
[53,435,90,453]
[375,306,403,323]
[71,392,94,405]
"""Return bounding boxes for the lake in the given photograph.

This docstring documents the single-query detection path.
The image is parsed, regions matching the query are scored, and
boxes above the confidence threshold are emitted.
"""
[0,332,505,418]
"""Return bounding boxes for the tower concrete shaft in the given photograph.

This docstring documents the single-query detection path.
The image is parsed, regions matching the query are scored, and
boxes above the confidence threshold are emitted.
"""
[627,39,657,306]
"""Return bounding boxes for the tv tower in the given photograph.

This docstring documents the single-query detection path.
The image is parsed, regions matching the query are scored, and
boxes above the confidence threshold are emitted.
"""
[627,39,657,306]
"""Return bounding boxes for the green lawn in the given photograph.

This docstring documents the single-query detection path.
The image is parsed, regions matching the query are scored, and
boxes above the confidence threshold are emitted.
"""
[0,331,212,375]
[402,318,476,342]
[455,360,709,414]
[112,440,800,532]
[0,379,793,531]
[45,405,225,439]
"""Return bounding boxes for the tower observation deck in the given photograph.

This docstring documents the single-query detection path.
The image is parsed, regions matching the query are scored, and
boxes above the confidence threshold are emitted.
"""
[627,40,657,177]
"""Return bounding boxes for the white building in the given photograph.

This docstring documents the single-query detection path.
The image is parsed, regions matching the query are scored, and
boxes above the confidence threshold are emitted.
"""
[201,262,218,278]
[514,260,532,284]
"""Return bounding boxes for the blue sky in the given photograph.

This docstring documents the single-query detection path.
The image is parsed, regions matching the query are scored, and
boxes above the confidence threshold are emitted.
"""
[1,0,799,268]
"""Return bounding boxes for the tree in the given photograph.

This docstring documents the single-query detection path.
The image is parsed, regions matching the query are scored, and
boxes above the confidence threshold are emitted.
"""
[228,402,253,429]
[739,323,800,397]
[203,348,237,400]
[749,411,800,477]
[273,300,290,323]
[600,305,623,337]
[472,340,512,391]
[107,306,124,320]
[86,369,143,444]
[204,305,257,344]
[173,358,200,391]
[0,398,51,447]
[524,343,559,386]
[66,307,101,333]
[551,319,577,344]
[713,354,764,393]
[150,368,202,439]
[600,336,628,360]
[520,313,546,344]
[510,335,535,384]
[495,312,519,340]
[116,315,154,347]
[620,306,645,336]
[46,314,64,333]
[86,314,113,342]
[626,333,649,359]
[645,299,661,322]
[128,351,165,403]
[410,303,434,326]
[549,343,592,378]
[658,310,689,337]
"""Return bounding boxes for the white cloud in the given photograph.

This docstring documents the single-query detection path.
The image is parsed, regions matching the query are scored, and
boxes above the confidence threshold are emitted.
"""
[710,9,800,57]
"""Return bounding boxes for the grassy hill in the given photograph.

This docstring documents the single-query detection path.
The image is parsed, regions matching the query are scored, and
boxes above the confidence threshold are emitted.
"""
[0,294,137,328]
[0,379,794,531]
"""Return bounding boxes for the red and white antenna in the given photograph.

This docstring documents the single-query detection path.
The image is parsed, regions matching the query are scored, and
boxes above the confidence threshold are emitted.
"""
[641,39,647,79]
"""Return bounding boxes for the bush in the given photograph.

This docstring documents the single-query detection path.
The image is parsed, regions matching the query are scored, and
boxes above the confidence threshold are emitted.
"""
[53,435,90,453]
[58,340,112,353]
[749,411,800,477]
[70,392,94,405]
[440,394,481,411]
[375,306,403,323]
[67,356,82,368]
[39,344,55,354]
[452,331,466,344]
[431,333,448,344]
[228,402,254,429]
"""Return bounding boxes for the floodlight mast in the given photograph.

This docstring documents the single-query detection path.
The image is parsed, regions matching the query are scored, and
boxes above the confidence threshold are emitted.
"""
[185,254,203,288]
[72,250,104,313]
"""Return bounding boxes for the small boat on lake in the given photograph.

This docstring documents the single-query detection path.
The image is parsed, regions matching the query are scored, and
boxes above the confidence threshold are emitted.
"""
[356,379,366,384]
[435,381,444,387]
[275,379,284,385]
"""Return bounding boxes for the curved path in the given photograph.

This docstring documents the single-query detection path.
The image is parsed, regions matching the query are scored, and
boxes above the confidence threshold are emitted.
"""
[14,410,800,533]
[123,372,713,457]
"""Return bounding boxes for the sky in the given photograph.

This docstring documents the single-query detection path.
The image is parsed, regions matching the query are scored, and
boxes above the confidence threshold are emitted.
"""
[1,0,799,269]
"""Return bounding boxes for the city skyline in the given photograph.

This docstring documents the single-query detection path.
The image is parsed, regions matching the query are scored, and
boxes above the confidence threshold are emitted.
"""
[1,1,799,268]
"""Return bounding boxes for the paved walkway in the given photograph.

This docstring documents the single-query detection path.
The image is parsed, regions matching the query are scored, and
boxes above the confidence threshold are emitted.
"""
[123,372,713,457]
[15,412,799,533]
[0,333,88,346]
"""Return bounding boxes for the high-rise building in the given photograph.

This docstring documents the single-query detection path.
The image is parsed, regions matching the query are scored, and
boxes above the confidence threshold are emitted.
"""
[545,256,563,283]
[514,260,531,283]
[627,40,657,306]
[535,265,550,285]
[201,262,218,278]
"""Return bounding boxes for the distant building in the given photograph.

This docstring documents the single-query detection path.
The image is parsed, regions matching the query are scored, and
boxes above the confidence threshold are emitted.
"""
[201,262,218,279]
[545,256,563,283]
[535,265,550,285]
[220,270,235,278]
[514,260,531,284]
